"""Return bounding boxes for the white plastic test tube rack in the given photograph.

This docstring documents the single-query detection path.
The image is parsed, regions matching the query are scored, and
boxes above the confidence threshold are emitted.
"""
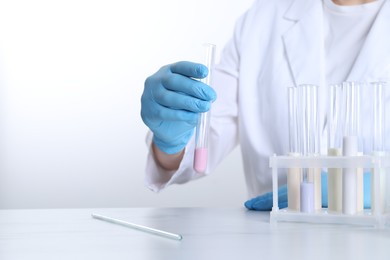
[269,154,390,228]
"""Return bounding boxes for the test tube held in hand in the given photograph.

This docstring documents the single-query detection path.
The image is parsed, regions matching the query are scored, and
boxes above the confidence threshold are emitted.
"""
[194,43,216,173]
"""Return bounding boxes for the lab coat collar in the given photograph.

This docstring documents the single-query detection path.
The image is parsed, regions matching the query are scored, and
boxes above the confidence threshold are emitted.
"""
[283,0,390,85]
[282,0,325,87]
[347,0,390,82]
[284,0,316,21]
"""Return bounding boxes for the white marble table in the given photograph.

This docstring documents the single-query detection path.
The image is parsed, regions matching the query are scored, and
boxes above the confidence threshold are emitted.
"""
[1,207,389,259]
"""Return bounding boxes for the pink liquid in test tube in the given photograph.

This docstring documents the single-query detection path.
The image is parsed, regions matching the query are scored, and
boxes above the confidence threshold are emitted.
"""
[194,148,208,173]
[194,43,216,173]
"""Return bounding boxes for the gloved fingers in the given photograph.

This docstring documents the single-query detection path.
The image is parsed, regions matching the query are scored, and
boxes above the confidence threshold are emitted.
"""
[278,184,288,200]
[162,73,216,102]
[245,185,288,211]
[244,197,258,210]
[244,196,257,210]
[279,201,288,209]
[245,198,287,211]
[141,87,199,127]
[244,192,273,211]
[142,103,198,127]
[170,61,208,79]
[245,197,272,211]
[153,84,212,113]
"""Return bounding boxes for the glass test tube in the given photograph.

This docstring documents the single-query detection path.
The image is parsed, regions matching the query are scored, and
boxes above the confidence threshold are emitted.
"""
[342,81,361,215]
[371,82,386,213]
[356,82,364,213]
[327,84,343,213]
[372,82,385,152]
[297,84,320,213]
[287,87,301,210]
[194,43,216,173]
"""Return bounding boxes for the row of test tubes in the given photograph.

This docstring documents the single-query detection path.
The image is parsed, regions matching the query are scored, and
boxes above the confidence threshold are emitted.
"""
[287,82,388,215]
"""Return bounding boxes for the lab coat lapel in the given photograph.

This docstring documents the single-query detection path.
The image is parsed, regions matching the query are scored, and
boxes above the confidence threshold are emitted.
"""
[347,0,390,82]
[282,0,325,87]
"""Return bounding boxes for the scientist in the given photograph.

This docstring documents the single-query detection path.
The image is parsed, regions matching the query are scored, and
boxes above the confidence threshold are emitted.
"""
[140,0,389,210]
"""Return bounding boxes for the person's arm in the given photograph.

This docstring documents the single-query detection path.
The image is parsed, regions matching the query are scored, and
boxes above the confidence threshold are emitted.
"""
[152,143,184,171]
[140,61,215,191]
[143,58,240,192]
[142,2,249,191]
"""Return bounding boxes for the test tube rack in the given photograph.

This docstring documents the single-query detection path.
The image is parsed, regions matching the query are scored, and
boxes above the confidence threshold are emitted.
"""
[269,154,390,228]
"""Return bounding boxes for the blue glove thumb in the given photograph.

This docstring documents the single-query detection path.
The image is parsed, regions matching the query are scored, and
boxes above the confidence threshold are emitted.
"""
[244,185,288,211]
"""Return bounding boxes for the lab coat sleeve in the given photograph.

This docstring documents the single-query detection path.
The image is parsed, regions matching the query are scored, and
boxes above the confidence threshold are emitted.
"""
[144,9,247,192]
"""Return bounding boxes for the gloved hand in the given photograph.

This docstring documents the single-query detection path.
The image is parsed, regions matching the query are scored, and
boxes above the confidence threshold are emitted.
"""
[244,184,288,211]
[245,173,327,211]
[141,61,217,154]
[245,171,372,211]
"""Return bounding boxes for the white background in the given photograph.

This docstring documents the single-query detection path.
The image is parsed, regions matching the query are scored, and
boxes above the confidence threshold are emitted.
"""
[0,0,253,209]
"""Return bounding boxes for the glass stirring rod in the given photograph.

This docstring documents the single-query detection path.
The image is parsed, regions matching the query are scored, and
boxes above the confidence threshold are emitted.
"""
[194,43,216,173]
[91,214,182,240]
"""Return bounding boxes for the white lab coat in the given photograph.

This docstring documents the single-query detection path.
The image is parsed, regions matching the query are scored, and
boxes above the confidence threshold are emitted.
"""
[145,0,390,198]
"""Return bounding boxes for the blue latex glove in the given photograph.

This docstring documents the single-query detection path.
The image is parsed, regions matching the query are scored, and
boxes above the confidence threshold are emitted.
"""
[245,185,288,211]
[245,171,372,211]
[141,61,216,154]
